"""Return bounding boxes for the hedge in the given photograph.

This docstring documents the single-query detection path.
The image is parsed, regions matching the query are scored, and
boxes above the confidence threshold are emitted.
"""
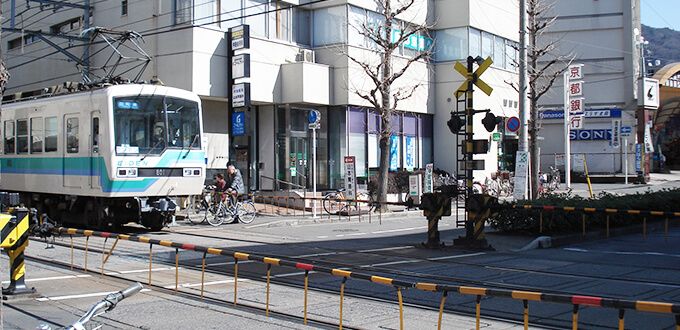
[488,188,680,235]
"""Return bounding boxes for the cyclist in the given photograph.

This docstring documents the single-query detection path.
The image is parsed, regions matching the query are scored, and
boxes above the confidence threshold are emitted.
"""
[226,162,245,209]
[214,173,228,202]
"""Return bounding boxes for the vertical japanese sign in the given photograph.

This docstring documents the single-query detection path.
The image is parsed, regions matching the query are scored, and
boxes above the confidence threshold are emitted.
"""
[611,119,620,149]
[564,64,584,188]
[344,156,357,200]
[405,136,416,171]
[424,163,433,193]
[513,151,529,200]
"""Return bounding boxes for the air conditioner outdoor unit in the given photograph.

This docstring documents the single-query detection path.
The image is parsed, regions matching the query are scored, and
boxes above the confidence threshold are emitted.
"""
[297,49,315,63]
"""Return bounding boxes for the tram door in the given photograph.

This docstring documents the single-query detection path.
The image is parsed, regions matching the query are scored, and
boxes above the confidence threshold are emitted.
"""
[90,113,101,189]
[289,136,309,189]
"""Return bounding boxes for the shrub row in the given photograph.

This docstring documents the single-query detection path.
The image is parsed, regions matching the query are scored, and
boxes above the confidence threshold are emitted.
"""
[488,188,680,235]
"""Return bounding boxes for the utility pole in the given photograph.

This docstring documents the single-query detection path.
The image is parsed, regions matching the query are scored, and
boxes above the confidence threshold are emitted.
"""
[519,0,529,153]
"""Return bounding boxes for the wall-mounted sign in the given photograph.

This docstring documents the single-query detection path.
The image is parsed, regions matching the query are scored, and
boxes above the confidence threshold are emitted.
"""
[569,129,612,141]
[230,25,250,50]
[232,112,245,136]
[638,77,659,109]
[232,83,250,108]
[541,109,621,120]
[232,54,250,79]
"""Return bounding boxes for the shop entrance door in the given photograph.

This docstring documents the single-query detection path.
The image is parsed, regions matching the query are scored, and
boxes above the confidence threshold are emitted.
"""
[289,136,309,189]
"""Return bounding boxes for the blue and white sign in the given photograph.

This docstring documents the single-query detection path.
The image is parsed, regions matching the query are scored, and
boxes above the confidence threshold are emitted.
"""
[232,112,245,136]
[405,136,416,170]
[541,109,621,120]
[308,110,320,124]
[621,126,632,137]
[635,143,643,172]
[390,135,399,171]
[569,129,612,141]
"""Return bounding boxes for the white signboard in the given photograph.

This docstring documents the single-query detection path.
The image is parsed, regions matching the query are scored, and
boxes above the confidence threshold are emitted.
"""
[409,175,422,204]
[611,120,621,149]
[638,77,660,108]
[570,115,584,129]
[570,98,585,114]
[344,156,357,200]
[572,154,585,173]
[424,163,433,193]
[231,54,250,79]
[232,83,250,108]
[513,151,530,200]
[568,64,584,80]
[230,25,250,50]
[569,81,583,96]
[555,154,565,166]
[644,122,655,153]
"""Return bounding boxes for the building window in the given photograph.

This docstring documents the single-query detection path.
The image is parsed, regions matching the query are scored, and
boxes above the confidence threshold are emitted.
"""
[220,0,241,30]
[434,28,467,62]
[313,6,347,46]
[31,117,43,153]
[469,28,481,58]
[195,0,217,26]
[245,0,266,36]
[8,34,39,50]
[121,0,128,16]
[50,18,81,34]
[293,7,311,45]
[174,0,192,25]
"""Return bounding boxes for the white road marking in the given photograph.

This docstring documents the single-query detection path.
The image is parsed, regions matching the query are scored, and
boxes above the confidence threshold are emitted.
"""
[104,267,175,275]
[427,252,486,260]
[358,246,413,253]
[372,226,427,234]
[564,247,680,258]
[362,260,420,267]
[2,274,91,285]
[36,289,151,302]
[264,271,317,278]
[163,279,247,289]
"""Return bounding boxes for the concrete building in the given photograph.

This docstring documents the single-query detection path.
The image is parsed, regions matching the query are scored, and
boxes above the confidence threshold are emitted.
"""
[536,0,644,178]
[2,0,520,193]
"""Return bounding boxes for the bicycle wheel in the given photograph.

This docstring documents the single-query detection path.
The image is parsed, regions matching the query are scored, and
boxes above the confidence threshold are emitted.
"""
[236,201,257,224]
[323,193,344,214]
[206,202,226,226]
[186,195,207,224]
[472,182,484,195]
[355,192,374,212]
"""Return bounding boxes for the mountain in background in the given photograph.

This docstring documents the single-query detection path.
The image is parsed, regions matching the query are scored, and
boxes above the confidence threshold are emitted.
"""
[642,24,680,69]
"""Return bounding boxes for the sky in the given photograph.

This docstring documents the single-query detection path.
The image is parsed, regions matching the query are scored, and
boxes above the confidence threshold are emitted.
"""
[641,0,679,31]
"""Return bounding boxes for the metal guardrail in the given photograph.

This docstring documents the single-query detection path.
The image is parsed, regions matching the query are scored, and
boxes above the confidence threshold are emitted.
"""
[55,226,680,330]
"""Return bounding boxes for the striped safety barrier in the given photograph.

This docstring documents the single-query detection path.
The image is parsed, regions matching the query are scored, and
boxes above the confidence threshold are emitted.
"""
[56,227,680,330]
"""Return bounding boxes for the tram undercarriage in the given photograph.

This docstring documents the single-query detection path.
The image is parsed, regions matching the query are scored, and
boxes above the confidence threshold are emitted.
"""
[19,193,176,231]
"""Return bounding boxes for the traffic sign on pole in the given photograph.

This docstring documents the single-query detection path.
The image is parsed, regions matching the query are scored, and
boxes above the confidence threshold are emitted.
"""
[506,116,520,133]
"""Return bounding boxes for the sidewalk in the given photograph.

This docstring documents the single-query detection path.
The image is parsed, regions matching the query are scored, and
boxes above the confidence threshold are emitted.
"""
[553,170,680,198]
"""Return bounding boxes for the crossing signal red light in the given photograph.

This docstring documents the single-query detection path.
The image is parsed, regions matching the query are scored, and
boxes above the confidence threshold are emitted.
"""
[447,113,465,134]
[482,112,501,132]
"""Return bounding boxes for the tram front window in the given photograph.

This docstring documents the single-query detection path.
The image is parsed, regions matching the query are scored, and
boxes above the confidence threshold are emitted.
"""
[113,96,200,155]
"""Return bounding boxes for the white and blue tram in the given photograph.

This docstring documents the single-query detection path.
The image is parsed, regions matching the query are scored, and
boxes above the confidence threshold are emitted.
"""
[0,84,206,230]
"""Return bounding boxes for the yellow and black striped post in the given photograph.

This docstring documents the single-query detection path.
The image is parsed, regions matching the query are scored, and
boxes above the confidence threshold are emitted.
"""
[455,194,497,250]
[1,207,36,295]
[420,193,452,248]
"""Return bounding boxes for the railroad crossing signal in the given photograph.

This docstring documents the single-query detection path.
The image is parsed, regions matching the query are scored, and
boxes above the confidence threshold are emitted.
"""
[455,56,494,97]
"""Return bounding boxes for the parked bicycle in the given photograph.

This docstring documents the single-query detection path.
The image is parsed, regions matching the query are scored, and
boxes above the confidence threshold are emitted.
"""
[322,189,374,214]
[187,188,257,226]
[39,282,143,330]
[538,166,560,195]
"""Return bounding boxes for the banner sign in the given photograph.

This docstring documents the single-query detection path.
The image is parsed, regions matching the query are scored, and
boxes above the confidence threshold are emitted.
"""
[541,109,621,120]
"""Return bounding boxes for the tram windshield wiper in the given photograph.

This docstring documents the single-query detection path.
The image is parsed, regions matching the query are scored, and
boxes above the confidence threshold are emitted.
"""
[183,134,199,159]
[140,139,164,161]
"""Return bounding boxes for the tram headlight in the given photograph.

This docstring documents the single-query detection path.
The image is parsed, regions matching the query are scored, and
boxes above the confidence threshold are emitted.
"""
[117,168,138,178]
[183,168,201,177]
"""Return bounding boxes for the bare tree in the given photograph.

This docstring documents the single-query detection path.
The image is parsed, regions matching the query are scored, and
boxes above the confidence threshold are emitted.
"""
[510,0,572,199]
[342,0,432,210]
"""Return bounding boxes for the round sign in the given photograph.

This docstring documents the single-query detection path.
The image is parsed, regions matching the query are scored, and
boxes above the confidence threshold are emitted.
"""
[309,110,321,124]
[506,116,520,132]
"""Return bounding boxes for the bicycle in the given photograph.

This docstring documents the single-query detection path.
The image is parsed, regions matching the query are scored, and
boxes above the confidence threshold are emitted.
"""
[204,192,257,226]
[322,189,374,215]
[39,282,143,330]
[185,188,212,225]
[538,167,560,195]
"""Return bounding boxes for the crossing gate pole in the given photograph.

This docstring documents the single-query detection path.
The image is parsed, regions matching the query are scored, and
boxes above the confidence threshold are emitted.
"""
[1,207,36,295]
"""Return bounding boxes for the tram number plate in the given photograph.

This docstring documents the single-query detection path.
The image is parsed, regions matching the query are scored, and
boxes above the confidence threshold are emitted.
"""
[138,168,184,177]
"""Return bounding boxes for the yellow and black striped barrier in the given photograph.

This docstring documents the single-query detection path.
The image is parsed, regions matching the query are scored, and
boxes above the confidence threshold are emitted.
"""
[56,227,680,330]
[1,207,36,295]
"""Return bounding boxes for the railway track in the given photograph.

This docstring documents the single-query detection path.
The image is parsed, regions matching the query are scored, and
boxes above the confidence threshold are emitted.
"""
[24,225,680,329]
